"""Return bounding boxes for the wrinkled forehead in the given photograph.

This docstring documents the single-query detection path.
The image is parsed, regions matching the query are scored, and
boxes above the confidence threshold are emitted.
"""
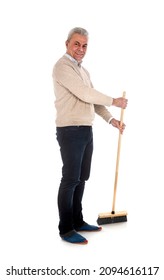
[69,33,88,44]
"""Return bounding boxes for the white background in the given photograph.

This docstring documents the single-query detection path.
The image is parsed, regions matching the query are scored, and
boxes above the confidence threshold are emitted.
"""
[0,0,163,279]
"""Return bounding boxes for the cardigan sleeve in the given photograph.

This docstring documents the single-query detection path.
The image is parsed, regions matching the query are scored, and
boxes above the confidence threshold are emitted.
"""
[94,104,113,123]
[54,60,113,107]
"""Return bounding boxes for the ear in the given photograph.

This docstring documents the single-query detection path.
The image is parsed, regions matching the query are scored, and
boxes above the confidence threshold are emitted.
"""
[65,40,69,47]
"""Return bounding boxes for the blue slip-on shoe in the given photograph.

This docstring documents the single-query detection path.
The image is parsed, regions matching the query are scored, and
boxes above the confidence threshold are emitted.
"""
[61,230,88,244]
[76,222,102,232]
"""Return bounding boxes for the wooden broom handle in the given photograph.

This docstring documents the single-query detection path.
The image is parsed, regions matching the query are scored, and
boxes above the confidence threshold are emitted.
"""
[112,91,126,213]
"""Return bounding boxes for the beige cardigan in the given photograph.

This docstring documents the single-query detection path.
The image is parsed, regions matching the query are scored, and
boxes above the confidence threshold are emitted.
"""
[52,55,113,127]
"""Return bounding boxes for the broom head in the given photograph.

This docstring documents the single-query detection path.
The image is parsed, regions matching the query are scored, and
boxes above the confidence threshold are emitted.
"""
[97,211,127,225]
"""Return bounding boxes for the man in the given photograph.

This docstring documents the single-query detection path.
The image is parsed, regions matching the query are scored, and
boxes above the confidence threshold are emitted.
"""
[52,27,128,245]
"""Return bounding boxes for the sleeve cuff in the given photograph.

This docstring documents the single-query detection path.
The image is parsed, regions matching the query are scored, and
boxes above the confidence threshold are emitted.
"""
[108,117,114,124]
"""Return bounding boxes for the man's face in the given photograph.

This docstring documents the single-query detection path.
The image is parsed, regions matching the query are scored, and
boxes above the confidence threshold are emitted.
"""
[66,33,88,62]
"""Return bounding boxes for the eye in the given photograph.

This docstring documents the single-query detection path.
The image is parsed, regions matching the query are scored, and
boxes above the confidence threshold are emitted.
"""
[83,44,87,49]
[74,42,80,47]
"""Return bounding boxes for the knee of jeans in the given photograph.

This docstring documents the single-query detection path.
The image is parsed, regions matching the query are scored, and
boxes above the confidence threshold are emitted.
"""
[80,173,90,182]
[61,177,81,188]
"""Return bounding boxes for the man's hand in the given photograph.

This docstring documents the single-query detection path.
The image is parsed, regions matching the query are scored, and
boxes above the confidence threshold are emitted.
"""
[112,97,128,109]
[110,118,126,134]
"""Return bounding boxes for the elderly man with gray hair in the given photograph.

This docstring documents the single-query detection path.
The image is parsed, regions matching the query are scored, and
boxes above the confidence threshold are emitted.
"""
[52,27,128,244]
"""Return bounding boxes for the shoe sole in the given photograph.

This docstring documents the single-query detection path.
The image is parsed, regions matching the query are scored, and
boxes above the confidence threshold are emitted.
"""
[62,239,88,245]
[77,227,102,232]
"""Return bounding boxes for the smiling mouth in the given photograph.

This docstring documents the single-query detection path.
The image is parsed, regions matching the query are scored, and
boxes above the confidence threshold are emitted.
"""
[76,53,83,56]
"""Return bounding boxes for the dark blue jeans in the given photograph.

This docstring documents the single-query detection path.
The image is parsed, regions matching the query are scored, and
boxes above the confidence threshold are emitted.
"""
[56,126,93,236]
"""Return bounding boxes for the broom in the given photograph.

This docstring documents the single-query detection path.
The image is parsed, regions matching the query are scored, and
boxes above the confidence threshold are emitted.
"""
[97,91,127,225]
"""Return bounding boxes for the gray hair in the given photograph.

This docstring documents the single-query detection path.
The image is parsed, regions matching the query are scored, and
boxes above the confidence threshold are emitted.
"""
[67,27,89,41]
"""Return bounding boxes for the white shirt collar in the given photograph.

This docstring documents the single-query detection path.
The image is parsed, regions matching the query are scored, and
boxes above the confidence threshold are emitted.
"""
[64,53,82,67]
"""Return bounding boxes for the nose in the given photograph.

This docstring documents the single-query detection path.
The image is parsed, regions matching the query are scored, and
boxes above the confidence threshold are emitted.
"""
[77,45,83,52]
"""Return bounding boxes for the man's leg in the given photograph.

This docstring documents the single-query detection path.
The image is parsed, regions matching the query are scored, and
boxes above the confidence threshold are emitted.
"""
[56,126,92,236]
[73,129,93,228]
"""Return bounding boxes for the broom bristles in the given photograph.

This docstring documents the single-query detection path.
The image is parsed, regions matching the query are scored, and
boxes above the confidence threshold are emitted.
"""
[97,211,127,225]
